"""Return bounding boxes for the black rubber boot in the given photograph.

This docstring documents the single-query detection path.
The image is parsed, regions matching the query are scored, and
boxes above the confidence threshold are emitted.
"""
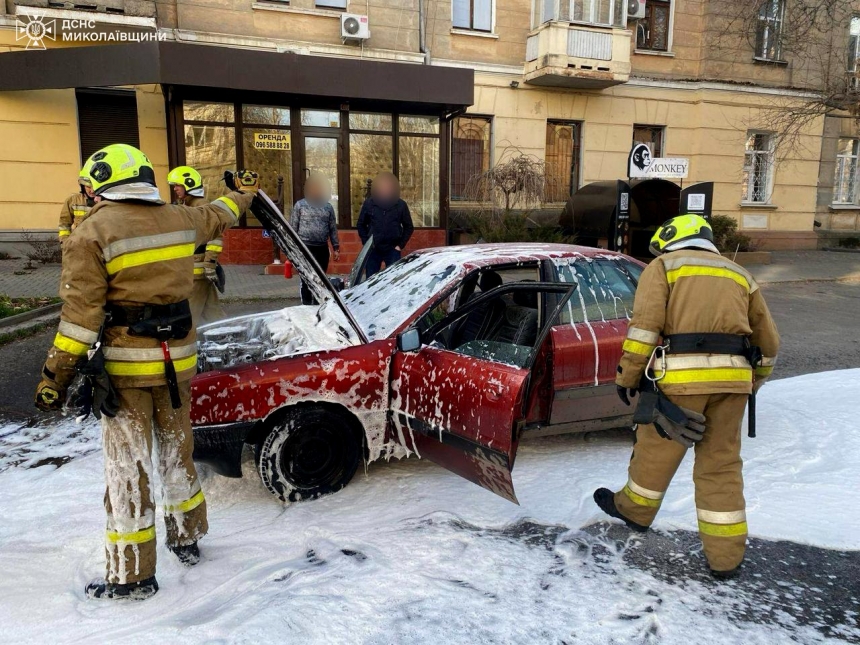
[710,564,742,581]
[85,576,159,600]
[593,488,650,533]
[169,541,200,566]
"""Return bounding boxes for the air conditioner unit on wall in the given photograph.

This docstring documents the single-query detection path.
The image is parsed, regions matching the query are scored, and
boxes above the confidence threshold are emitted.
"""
[342,13,370,42]
[627,0,646,20]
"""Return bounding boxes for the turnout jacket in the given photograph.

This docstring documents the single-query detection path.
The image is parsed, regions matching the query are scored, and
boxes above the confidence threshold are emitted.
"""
[45,191,253,389]
[58,192,94,242]
[617,249,780,396]
[178,195,223,280]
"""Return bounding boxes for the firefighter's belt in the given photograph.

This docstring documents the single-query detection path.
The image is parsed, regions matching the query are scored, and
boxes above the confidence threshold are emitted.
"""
[106,301,192,342]
[664,333,749,355]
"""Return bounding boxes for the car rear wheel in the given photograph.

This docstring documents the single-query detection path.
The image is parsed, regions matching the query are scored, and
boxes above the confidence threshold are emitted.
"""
[256,406,362,502]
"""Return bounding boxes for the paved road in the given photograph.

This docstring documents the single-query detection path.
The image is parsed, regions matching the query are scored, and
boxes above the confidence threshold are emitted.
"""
[3,282,858,423]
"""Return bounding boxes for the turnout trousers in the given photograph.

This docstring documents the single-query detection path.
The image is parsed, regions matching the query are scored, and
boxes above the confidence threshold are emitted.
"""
[613,392,749,572]
[101,382,208,584]
[190,279,224,327]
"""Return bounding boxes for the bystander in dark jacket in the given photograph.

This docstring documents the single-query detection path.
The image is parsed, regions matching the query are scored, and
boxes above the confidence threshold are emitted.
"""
[357,172,414,277]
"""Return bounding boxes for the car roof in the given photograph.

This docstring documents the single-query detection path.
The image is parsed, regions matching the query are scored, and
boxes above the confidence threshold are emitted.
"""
[407,243,628,270]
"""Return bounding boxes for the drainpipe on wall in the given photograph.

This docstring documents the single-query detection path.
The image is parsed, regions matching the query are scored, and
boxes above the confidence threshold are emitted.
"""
[419,0,430,64]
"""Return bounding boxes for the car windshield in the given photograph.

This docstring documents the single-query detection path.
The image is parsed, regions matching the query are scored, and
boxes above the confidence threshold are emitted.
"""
[341,252,463,340]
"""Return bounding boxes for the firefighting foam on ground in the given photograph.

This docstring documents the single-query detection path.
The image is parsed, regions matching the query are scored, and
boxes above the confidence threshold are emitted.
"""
[0,370,858,643]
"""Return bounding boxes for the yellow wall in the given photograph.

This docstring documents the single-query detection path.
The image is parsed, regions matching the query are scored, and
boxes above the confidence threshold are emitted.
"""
[470,74,823,233]
[0,85,169,231]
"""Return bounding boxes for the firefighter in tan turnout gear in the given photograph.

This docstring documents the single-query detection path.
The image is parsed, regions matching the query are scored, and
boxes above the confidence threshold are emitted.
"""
[58,172,97,244]
[168,166,225,325]
[594,214,780,580]
[34,143,259,601]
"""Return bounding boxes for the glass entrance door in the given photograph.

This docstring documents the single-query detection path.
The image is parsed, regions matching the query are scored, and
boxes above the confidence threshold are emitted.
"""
[303,135,340,216]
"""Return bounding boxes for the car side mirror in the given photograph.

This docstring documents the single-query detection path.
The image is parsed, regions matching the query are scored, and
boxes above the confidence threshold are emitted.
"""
[329,277,345,292]
[397,328,421,352]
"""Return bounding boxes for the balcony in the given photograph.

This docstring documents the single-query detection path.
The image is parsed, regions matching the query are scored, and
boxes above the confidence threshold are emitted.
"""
[524,22,631,89]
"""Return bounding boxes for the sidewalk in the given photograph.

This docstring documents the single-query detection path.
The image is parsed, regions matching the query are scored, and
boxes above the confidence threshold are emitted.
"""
[1,250,859,299]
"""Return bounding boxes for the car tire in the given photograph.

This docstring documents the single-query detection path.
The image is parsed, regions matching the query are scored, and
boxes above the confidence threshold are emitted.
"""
[256,406,362,502]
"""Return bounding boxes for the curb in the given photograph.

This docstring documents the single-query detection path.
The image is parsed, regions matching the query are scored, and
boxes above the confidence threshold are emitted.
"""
[0,302,62,330]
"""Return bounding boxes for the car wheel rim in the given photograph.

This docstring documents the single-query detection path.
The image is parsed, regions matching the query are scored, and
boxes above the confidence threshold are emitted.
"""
[279,424,347,490]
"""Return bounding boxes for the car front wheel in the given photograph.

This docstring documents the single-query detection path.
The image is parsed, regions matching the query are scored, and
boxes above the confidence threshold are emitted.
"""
[257,406,362,502]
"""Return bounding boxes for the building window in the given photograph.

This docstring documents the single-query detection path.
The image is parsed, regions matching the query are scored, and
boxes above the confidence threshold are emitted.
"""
[541,0,624,27]
[742,131,774,204]
[316,0,346,9]
[546,121,581,203]
[453,0,492,32]
[848,17,860,90]
[632,124,664,157]
[834,138,859,204]
[451,115,492,201]
[399,116,440,227]
[636,0,670,51]
[755,0,785,61]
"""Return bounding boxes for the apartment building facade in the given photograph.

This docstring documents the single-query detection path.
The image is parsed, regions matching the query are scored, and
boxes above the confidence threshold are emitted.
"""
[1,0,858,266]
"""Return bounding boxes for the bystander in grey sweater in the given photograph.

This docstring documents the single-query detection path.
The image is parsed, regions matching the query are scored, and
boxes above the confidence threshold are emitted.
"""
[290,199,340,250]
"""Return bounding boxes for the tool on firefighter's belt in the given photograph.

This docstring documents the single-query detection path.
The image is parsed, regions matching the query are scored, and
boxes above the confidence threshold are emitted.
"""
[634,376,706,448]
[66,317,120,420]
[161,341,182,409]
[111,300,193,410]
[645,343,669,384]
[744,344,763,439]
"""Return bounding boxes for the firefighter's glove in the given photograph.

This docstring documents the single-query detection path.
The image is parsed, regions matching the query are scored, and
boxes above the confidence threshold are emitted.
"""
[616,385,637,406]
[235,170,260,194]
[35,378,64,412]
[78,348,120,420]
[633,390,706,449]
[204,262,218,285]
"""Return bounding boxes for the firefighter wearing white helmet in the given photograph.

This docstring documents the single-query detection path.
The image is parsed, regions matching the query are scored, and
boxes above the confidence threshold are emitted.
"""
[168,166,224,325]
[35,143,260,601]
[58,170,97,246]
[593,213,780,580]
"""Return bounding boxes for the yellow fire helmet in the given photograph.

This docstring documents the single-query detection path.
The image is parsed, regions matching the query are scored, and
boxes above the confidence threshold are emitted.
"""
[82,143,157,196]
[77,170,92,188]
[649,214,714,256]
[167,165,203,192]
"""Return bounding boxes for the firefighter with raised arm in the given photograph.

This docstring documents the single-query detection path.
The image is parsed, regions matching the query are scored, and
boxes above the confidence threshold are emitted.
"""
[34,143,259,600]
[58,172,97,245]
[168,166,225,325]
[593,214,780,580]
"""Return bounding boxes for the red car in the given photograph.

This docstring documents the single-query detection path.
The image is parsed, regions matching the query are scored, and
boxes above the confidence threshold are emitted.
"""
[191,193,645,503]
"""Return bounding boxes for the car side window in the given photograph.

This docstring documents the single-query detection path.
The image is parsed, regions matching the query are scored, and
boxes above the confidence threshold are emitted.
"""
[555,259,637,324]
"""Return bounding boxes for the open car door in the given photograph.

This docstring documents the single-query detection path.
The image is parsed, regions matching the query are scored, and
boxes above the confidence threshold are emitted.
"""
[346,236,373,288]
[388,282,576,504]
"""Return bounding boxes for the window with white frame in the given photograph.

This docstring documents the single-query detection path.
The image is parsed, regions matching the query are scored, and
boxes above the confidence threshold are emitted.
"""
[540,0,625,27]
[453,0,492,31]
[834,138,860,204]
[848,17,860,89]
[755,0,785,61]
[742,132,775,204]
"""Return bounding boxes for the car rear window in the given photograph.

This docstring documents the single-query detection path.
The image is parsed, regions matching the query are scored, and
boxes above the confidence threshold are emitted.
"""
[555,258,638,324]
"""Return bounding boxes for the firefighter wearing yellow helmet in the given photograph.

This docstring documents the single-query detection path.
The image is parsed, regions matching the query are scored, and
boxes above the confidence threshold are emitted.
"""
[57,171,97,245]
[168,166,224,325]
[34,143,260,601]
[594,214,780,580]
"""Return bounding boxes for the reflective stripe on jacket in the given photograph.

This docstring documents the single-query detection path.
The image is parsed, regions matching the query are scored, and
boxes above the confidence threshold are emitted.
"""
[180,195,224,280]
[59,193,93,240]
[617,249,780,396]
[45,192,252,389]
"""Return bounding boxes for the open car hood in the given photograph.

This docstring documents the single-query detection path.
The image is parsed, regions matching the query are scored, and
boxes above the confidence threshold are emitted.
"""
[252,190,368,344]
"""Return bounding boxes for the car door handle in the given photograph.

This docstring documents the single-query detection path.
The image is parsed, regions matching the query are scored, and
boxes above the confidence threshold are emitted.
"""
[486,385,507,401]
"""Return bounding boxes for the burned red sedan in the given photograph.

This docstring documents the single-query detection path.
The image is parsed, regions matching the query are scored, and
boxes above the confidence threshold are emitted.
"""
[191,195,645,503]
